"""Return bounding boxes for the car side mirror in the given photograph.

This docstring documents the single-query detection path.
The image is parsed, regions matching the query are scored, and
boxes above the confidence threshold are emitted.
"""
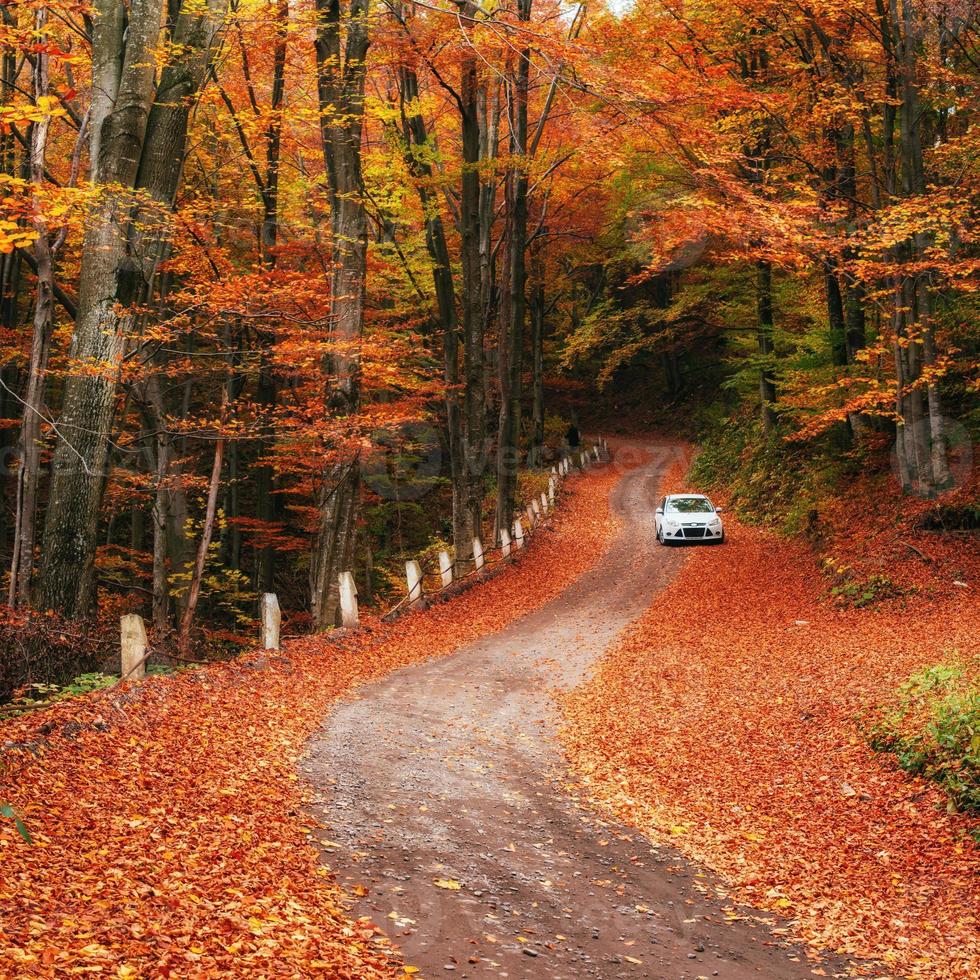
[715,507,724,514]
[655,508,664,516]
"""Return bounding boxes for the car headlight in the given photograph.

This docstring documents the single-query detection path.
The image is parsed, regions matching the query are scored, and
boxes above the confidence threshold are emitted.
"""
[709,517,722,527]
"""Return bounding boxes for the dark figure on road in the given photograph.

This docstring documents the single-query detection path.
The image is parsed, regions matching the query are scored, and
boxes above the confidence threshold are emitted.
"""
[566,423,580,449]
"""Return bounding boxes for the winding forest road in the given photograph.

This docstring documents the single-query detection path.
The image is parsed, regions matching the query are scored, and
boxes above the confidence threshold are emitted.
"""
[304,446,846,979]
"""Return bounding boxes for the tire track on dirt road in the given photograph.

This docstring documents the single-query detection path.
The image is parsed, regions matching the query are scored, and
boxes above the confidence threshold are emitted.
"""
[304,442,854,979]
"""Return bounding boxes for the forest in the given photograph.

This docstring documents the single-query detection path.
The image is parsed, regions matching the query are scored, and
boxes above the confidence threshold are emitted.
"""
[0,0,977,684]
[1,2,979,977]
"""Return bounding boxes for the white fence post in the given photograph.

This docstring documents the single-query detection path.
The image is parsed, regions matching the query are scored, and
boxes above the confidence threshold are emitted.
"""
[540,492,549,514]
[514,518,525,549]
[593,446,600,461]
[439,550,453,588]
[473,536,485,571]
[532,498,541,519]
[120,613,147,681]
[260,593,281,650]
[406,560,423,605]
[526,503,535,527]
[548,478,556,504]
[338,572,359,628]
[500,527,512,559]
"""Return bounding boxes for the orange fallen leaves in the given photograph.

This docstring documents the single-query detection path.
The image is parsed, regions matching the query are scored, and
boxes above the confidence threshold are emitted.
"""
[0,465,621,978]
[560,503,980,978]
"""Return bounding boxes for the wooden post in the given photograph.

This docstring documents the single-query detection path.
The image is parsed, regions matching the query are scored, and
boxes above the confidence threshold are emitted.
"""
[514,518,525,549]
[527,503,536,527]
[548,478,556,504]
[551,465,558,477]
[500,527,512,559]
[593,446,600,461]
[473,536,485,571]
[338,572,359,628]
[406,560,423,605]
[260,593,281,650]
[439,550,453,588]
[532,498,541,518]
[120,613,148,681]
[540,492,549,514]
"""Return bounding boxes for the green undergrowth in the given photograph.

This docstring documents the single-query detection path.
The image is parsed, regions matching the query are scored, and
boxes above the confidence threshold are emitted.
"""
[690,412,861,538]
[1,665,180,721]
[867,660,980,825]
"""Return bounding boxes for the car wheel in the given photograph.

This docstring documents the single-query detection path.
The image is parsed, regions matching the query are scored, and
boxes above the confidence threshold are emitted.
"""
[657,527,665,545]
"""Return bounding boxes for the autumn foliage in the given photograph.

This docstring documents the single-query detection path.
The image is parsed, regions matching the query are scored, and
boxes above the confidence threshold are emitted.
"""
[0,466,619,977]
[560,467,980,978]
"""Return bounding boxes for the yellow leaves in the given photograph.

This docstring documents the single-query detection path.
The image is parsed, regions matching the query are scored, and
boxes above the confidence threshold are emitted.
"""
[0,219,37,255]
[433,878,461,890]
[0,98,66,134]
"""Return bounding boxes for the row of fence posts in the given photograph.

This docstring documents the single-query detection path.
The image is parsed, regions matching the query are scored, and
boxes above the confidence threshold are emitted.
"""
[118,438,608,681]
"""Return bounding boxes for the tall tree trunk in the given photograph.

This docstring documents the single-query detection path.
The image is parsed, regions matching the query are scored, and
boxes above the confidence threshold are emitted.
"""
[528,275,545,467]
[9,11,54,608]
[310,0,370,628]
[255,1,287,592]
[889,0,950,493]
[494,0,531,539]
[35,0,226,618]
[757,260,778,434]
[396,59,467,563]
[459,7,487,551]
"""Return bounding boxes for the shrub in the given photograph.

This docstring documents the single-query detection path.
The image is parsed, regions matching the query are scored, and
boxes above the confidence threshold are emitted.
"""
[868,660,980,816]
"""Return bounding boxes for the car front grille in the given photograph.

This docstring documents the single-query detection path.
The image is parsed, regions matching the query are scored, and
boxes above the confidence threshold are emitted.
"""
[682,527,707,538]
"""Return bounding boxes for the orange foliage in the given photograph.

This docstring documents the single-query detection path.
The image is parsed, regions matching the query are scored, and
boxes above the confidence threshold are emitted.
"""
[0,465,620,978]
[561,506,979,977]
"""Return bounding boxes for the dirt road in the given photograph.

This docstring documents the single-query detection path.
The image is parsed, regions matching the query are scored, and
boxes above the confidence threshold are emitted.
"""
[304,445,850,979]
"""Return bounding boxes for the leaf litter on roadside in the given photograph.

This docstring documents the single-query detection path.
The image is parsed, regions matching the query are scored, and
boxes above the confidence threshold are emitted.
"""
[0,465,623,978]
[559,460,979,979]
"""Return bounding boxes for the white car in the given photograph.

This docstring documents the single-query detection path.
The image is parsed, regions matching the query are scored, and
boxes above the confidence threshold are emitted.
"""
[656,493,725,545]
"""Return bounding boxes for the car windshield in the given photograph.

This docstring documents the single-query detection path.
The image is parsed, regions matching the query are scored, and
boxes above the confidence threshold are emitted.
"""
[667,497,713,514]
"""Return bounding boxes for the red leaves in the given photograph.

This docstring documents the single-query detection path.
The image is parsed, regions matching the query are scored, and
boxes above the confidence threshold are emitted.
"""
[0,467,619,977]
[560,507,980,977]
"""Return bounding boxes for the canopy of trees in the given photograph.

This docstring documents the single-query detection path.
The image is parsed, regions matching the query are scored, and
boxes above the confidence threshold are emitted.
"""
[0,0,976,675]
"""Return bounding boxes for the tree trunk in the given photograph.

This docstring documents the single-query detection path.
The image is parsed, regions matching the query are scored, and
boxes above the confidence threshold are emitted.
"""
[459,11,487,552]
[494,0,532,540]
[10,11,54,608]
[889,0,950,493]
[311,0,370,628]
[35,0,226,618]
[396,60,467,563]
[255,2,288,592]
[528,275,545,467]
[757,260,778,434]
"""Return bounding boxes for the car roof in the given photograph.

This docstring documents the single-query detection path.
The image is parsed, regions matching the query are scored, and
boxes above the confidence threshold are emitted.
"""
[666,493,708,499]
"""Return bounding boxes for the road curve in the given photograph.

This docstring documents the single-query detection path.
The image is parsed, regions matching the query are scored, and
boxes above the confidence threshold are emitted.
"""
[303,443,846,979]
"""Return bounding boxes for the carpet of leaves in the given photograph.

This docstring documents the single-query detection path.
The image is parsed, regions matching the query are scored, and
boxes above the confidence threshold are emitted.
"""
[0,465,620,979]
[560,464,979,978]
